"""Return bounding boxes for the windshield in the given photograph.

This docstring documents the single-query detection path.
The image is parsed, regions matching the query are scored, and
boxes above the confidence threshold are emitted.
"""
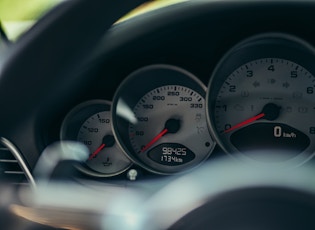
[0,0,185,42]
[0,0,61,41]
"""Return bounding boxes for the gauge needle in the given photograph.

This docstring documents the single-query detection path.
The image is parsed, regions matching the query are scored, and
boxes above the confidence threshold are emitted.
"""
[141,118,180,153]
[224,113,265,133]
[224,103,281,134]
[88,135,115,160]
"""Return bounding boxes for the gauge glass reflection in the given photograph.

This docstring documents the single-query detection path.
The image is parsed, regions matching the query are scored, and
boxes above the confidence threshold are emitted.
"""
[207,34,315,166]
[60,100,132,177]
[112,65,215,174]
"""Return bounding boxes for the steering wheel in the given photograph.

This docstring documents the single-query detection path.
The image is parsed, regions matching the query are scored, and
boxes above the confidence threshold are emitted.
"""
[1,1,315,229]
[0,0,147,169]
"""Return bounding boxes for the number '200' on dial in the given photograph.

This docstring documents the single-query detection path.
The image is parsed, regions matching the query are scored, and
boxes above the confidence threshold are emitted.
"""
[129,85,214,171]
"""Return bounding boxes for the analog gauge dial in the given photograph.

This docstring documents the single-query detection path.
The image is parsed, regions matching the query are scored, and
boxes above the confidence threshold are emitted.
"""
[207,34,315,166]
[129,85,211,168]
[112,65,215,174]
[61,100,132,177]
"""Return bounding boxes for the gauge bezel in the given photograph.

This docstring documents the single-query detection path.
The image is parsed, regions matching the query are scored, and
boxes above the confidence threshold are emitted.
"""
[60,99,132,177]
[112,64,215,174]
[206,33,315,167]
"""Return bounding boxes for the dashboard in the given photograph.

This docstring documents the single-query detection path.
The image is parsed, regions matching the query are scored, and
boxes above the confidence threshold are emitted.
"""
[2,1,315,229]
[42,2,315,180]
[58,33,315,178]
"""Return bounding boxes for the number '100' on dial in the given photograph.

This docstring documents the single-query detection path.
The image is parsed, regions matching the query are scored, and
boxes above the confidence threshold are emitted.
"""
[112,65,215,174]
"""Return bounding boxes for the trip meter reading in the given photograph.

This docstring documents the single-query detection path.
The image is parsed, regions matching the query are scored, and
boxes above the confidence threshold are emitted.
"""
[207,34,315,166]
[112,65,215,174]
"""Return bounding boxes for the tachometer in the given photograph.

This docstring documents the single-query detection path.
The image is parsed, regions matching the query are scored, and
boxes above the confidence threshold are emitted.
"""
[112,65,215,174]
[207,34,315,166]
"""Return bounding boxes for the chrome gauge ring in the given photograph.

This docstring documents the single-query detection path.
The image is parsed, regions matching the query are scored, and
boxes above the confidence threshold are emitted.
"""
[207,34,315,167]
[112,65,215,174]
[60,100,132,177]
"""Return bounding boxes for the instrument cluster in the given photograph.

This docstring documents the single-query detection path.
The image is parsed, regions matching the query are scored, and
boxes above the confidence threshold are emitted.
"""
[60,33,315,177]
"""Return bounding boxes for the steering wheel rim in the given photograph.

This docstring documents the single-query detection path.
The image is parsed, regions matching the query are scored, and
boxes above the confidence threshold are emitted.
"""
[1,1,315,230]
[0,0,148,168]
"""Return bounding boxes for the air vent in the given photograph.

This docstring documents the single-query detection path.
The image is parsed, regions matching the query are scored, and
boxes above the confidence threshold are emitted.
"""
[0,138,35,187]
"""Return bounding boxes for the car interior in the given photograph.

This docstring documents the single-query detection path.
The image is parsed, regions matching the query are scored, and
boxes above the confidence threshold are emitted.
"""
[1,0,315,229]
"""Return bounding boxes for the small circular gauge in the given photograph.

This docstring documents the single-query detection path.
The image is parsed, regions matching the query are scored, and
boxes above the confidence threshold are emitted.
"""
[112,65,215,174]
[207,33,315,166]
[61,100,132,177]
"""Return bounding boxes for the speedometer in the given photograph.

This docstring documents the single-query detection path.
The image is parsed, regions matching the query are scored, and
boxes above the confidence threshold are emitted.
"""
[129,85,210,167]
[207,34,315,166]
[112,65,215,174]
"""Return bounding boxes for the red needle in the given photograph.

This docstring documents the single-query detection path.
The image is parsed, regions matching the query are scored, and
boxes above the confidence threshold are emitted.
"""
[140,118,180,153]
[88,143,106,160]
[223,103,281,134]
[224,113,265,134]
[141,128,168,153]
[87,135,115,160]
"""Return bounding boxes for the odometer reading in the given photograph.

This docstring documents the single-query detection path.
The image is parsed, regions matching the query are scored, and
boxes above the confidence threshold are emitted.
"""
[148,144,195,166]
